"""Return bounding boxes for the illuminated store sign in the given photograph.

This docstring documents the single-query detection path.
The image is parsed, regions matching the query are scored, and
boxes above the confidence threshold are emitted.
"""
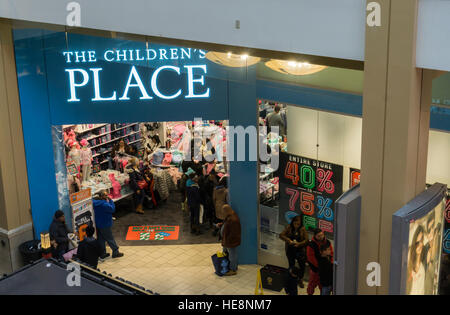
[63,48,210,102]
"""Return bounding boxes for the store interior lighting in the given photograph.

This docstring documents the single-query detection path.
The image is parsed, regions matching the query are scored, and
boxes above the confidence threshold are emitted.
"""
[205,51,260,67]
[265,59,327,75]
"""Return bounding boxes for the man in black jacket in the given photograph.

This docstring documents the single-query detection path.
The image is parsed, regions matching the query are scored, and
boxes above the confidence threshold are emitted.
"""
[76,225,102,269]
[49,210,70,259]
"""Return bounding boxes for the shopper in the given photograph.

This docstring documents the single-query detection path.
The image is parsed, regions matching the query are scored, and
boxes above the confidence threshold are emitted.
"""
[318,243,333,295]
[284,266,299,296]
[93,190,124,259]
[112,139,135,171]
[49,210,71,259]
[76,225,102,269]
[128,158,147,214]
[218,204,241,276]
[279,215,308,288]
[186,173,202,235]
[212,175,228,235]
[306,228,333,295]
[266,104,285,136]
[202,170,219,227]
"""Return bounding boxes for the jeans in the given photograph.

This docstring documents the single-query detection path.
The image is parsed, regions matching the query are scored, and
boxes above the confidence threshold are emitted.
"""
[286,247,306,280]
[321,285,332,295]
[223,246,238,271]
[97,227,119,255]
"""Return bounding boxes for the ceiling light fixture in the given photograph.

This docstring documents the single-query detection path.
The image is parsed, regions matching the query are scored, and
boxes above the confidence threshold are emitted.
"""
[265,59,327,75]
[205,51,260,67]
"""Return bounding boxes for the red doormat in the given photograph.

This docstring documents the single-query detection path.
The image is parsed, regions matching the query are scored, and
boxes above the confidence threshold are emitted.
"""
[126,225,180,241]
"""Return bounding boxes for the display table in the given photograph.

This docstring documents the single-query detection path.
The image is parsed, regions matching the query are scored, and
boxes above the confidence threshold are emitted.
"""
[0,259,150,295]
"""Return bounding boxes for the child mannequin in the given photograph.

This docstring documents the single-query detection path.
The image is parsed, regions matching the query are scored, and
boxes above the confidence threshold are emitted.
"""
[68,141,81,173]
[80,139,93,183]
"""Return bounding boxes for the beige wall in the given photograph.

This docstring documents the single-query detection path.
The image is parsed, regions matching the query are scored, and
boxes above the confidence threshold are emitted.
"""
[0,20,32,231]
[0,20,33,274]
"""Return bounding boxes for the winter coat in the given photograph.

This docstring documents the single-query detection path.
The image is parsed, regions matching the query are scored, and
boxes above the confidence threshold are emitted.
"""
[222,210,241,248]
[318,255,333,287]
[279,225,308,253]
[306,237,334,273]
[128,167,145,192]
[186,183,201,210]
[93,199,115,229]
[77,237,102,269]
[49,218,70,253]
[213,186,228,220]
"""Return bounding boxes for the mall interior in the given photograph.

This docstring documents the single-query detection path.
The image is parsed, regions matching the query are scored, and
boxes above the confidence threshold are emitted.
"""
[0,1,449,295]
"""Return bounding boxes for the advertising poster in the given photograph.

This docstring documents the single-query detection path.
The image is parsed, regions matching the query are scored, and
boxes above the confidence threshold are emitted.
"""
[350,168,361,188]
[443,194,450,255]
[70,188,96,241]
[406,198,445,295]
[278,152,343,238]
[126,225,180,241]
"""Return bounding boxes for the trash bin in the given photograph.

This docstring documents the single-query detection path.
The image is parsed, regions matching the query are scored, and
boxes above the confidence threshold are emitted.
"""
[19,240,42,265]
[260,264,288,292]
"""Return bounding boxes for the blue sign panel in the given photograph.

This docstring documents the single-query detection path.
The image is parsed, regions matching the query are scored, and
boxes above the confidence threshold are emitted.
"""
[33,32,230,124]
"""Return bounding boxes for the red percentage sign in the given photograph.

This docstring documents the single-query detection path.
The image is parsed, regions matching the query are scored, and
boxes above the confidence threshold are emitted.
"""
[316,168,335,194]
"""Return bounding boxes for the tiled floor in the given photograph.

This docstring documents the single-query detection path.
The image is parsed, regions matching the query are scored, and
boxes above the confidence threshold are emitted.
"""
[98,243,311,295]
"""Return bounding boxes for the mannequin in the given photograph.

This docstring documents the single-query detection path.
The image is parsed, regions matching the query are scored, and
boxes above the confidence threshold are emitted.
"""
[80,139,93,183]
[68,141,81,173]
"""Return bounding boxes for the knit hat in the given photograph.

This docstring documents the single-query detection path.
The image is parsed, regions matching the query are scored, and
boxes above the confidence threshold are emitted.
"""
[54,210,65,219]
[80,139,88,147]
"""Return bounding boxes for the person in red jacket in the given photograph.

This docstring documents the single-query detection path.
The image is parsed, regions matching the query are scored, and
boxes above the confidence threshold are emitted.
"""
[306,228,333,295]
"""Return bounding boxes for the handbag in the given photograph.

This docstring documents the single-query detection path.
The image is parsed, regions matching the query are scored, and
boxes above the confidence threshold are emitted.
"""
[137,180,148,190]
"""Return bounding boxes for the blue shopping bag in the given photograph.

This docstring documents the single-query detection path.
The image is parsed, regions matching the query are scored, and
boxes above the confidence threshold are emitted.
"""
[211,252,230,276]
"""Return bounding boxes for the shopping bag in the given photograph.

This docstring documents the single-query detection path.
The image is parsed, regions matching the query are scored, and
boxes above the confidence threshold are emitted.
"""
[211,252,230,276]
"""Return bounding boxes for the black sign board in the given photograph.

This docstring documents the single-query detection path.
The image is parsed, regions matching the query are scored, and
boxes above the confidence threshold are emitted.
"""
[278,152,343,238]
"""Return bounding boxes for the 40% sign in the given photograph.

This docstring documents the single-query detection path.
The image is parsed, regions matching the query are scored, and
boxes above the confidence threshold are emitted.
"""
[284,162,336,194]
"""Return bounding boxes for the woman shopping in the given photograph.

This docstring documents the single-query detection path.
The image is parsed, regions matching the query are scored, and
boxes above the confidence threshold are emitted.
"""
[127,158,147,214]
[279,215,308,288]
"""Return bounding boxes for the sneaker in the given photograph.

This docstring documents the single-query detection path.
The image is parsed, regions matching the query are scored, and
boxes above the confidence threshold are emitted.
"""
[100,253,110,260]
[298,280,304,288]
[224,270,237,276]
[112,252,124,258]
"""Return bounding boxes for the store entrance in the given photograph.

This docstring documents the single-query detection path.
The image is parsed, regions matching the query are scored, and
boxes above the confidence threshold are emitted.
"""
[57,120,229,246]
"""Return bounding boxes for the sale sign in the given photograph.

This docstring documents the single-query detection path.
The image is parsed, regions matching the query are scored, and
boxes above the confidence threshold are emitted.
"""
[126,225,180,241]
[70,188,96,241]
[350,168,361,188]
[278,152,343,238]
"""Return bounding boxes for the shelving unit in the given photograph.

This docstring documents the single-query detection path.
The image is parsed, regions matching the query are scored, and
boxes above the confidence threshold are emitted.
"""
[90,131,140,150]
[76,124,108,134]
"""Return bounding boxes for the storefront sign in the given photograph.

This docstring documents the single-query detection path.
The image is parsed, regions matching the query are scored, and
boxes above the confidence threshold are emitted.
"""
[63,48,210,103]
[126,225,180,241]
[70,188,96,241]
[278,152,343,238]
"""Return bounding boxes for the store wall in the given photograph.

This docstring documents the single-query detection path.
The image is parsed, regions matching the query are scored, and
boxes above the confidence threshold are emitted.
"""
[287,105,450,190]
[286,105,362,192]
[0,20,33,274]
[426,130,450,186]
[417,0,450,71]
[0,0,366,62]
